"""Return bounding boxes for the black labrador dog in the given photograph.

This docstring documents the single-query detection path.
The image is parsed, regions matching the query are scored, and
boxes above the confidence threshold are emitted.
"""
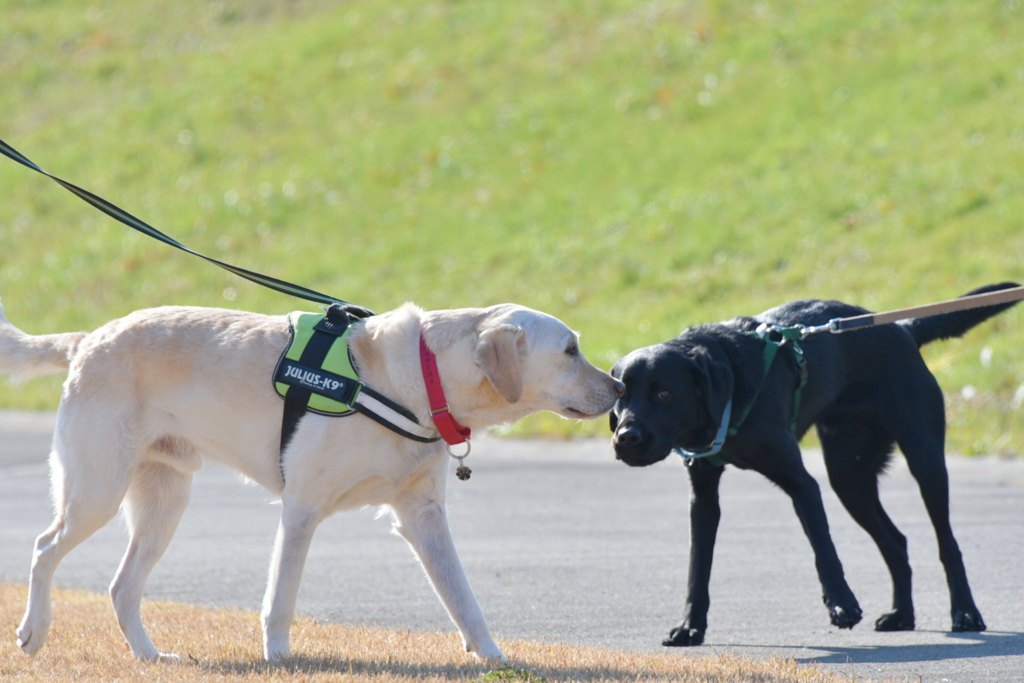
[609,282,1019,646]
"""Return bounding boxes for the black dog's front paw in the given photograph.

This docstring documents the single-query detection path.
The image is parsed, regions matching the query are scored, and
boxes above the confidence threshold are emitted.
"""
[662,624,705,647]
[951,609,986,632]
[825,597,863,629]
[875,609,915,631]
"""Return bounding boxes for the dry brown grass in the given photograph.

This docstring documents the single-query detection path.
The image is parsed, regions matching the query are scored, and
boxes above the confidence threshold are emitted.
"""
[1,583,844,682]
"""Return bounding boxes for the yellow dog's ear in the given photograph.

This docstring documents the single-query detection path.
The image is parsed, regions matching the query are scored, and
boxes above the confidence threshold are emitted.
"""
[474,323,526,403]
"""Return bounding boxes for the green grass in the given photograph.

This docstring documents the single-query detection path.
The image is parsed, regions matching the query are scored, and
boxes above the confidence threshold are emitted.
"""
[1,0,1022,453]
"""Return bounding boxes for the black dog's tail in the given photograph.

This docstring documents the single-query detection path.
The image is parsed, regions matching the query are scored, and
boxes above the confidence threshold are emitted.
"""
[902,282,1021,347]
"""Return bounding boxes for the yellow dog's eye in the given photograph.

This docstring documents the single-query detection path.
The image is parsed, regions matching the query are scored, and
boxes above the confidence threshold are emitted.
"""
[565,340,579,356]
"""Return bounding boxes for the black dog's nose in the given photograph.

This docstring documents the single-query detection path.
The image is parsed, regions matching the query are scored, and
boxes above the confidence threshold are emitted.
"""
[614,425,642,446]
[612,379,625,396]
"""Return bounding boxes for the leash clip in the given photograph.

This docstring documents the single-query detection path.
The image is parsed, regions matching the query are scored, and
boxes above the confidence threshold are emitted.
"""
[798,318,841,338]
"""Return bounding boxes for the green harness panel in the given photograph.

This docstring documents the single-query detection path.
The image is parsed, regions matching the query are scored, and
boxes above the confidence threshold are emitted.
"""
[272,305,440,469]
[274,311,360,416]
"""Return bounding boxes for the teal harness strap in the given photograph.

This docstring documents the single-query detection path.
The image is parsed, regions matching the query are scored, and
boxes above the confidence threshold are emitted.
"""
[675,323,807,468]
[732,323,806,435]
[675,399,733,462]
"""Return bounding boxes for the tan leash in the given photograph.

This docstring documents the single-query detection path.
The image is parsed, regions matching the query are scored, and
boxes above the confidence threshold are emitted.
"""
[800,284,1024,337]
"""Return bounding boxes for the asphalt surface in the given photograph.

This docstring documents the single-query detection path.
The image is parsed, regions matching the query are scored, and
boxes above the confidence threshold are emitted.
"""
[2,410,1023,681]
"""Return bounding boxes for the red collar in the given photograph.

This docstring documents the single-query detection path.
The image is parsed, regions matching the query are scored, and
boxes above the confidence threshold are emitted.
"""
[419,335,472,446]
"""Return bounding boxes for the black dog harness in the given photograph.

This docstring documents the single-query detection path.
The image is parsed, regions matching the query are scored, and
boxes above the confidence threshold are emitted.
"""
[273,304,440,478]
[675,323,808,467]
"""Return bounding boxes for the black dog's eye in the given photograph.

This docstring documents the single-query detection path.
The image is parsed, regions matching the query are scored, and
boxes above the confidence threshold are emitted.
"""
[656,389,673,402]
[565,340,579,357]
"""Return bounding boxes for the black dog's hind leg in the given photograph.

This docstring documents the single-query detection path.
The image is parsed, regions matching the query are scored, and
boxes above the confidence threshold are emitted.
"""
[893,411,986,632]
[758,434,863,630]
[664,459,725,647]
[818,418,915,631]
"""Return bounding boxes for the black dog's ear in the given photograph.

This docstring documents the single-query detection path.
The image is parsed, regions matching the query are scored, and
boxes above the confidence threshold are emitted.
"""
[688,346,734,426]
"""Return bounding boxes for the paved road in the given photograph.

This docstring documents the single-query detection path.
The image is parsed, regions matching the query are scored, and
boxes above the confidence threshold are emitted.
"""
[2,411,1022,681]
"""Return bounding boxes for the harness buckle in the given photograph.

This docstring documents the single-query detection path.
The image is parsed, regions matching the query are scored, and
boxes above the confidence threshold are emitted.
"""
[314,304,354,335]
[756,322,804,345]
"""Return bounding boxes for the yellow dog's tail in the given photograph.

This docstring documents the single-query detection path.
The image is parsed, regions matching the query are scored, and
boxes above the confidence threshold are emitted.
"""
[0,300,86,381]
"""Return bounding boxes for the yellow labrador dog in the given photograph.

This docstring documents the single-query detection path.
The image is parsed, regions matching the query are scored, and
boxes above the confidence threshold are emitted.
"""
[0,301,622,663]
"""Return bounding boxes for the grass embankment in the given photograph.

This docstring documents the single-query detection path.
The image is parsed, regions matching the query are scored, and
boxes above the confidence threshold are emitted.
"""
[1,0,1021,452]
[0,583,842,683]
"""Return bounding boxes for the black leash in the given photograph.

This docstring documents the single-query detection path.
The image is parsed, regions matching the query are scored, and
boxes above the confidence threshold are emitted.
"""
[0,138,372,315]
